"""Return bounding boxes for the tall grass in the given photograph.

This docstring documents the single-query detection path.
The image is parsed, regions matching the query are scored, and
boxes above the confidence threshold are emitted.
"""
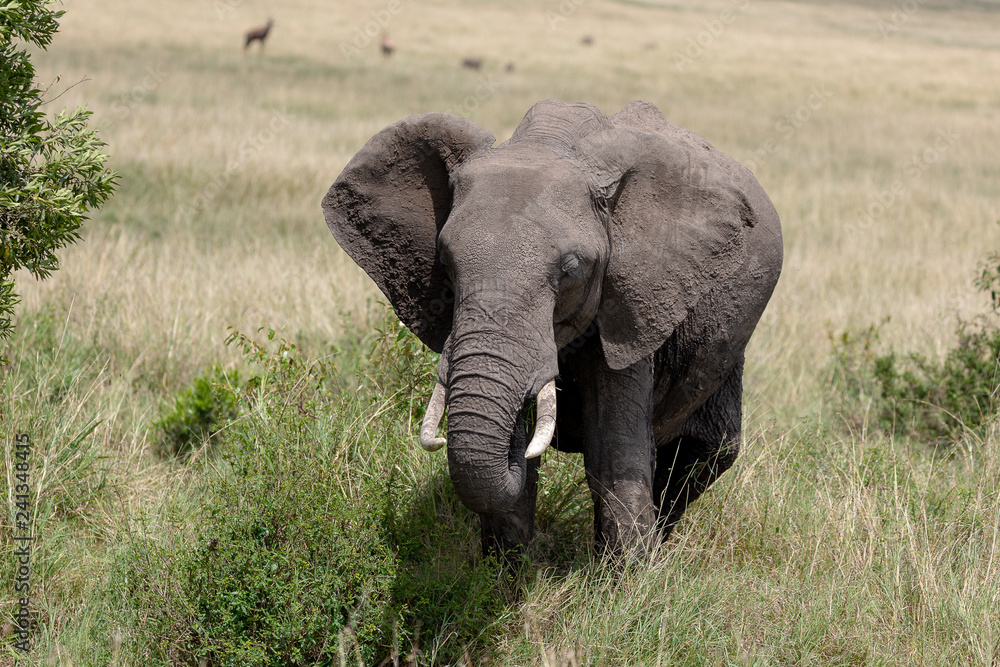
[3,0,1000,663]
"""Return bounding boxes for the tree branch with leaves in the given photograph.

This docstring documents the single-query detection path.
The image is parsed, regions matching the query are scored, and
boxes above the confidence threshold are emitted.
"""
[1,0,117,354]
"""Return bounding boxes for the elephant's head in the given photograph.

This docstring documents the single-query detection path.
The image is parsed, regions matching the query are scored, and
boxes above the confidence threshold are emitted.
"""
[323,100,760,516]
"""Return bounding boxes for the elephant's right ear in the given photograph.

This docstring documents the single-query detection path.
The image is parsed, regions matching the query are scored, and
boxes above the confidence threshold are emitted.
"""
[323,113,495,352]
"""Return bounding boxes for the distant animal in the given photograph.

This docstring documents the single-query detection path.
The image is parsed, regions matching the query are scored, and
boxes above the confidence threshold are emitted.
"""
[323,100,783,557]
[244,19,274,52]
[581,35,594,46]
[461,58,483,70]
[505,62,515,73]
[380,33,395,57]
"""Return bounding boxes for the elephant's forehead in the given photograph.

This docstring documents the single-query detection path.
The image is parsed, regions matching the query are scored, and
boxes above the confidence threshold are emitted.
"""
[442,151,598,263]
[440,199,554,260]
[452,150,588,203]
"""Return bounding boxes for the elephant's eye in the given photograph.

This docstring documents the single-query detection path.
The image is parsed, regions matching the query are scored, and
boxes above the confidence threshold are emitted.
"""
[561,255,582,278]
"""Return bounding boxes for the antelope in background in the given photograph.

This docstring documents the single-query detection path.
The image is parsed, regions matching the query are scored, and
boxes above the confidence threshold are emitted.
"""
[244,19,274,53]
[380,33,395,57]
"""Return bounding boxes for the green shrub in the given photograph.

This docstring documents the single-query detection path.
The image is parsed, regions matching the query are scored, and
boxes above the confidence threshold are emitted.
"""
[152,364,240,459]
[382,469,509,662]
[831,244,1000,444]
[831,322,1000,443]
[184,433,400,666]
[111,320,509,665]
[876,326,1000,441]
[228,326,343,422]
[116,333,398,665]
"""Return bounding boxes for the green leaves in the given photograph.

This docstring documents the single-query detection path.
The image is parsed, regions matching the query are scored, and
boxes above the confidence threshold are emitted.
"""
[1,0,117,347]
[0,0,63,48]
[831,239,1000,444]
[153,365,241,459]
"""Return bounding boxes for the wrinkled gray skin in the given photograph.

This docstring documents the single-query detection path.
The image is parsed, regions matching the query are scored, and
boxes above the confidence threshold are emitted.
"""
[323,100,782,556]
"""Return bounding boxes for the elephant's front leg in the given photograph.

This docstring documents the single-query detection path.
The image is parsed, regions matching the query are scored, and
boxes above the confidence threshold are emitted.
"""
[580,353,657,554]
[479,407,539,560]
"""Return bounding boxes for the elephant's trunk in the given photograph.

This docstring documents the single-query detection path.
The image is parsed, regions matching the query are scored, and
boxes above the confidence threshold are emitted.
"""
[442,334,555,516]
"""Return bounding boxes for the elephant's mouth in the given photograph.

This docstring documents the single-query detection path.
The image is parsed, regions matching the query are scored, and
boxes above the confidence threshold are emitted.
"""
[419,379,557,458]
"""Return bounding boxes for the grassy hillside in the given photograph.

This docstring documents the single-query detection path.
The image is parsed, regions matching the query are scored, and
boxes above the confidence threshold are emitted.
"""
[3,0,1000,663]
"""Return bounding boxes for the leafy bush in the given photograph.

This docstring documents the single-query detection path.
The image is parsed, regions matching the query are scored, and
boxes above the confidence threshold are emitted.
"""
[382,471,510,663]
[226,326,338,420]
[831,245,1000,443]
[878,327,1000,441]
[112,319,509,665]
[152,364,240,459]
[831,325,1000,442]
[111,438,400,665]
[117,333,397,664]
[185,432,399,666]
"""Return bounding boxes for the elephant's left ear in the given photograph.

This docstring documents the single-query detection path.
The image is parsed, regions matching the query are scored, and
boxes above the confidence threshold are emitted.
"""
[574,128,757,371]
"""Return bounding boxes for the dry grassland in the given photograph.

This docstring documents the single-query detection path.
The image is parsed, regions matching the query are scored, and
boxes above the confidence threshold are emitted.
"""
[5,0,1000,662]
[25,0,1000,416]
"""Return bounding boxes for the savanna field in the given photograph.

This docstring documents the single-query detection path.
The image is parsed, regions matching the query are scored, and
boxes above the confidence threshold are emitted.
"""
[3,0,1000,663]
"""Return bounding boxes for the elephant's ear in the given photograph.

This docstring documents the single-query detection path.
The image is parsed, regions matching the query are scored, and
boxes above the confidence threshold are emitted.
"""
[323,113,495,352]
[574,125,757,371]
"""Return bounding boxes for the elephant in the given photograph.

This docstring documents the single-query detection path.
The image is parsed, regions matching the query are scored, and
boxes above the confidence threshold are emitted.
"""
[323,99,782,556]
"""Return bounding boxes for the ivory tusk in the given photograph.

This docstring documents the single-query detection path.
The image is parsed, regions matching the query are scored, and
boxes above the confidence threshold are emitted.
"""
[419,382,448,452]
[525,380,557,459]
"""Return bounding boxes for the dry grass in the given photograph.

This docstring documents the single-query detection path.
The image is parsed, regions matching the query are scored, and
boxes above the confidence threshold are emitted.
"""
[28,0,1000,414]
[5,0,1000,663]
